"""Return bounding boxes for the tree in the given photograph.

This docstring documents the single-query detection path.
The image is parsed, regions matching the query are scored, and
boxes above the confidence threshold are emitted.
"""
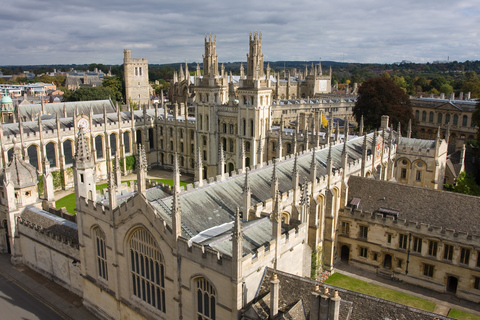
[444,172,480,196]
[102,76,124,102]
[63,87,113,102]
[353,77,414,132]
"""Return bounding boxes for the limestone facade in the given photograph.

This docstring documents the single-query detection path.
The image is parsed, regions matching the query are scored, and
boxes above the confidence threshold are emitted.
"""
[412,97,478,151]
[124,49,150,106]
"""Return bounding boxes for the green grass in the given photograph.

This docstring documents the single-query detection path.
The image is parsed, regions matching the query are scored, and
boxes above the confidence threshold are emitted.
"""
[55,178,188,214]
[448,309,480,320]
[325,273,436,312]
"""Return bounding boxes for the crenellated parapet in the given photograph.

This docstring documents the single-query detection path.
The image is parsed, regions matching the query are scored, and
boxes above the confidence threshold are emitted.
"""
[342,208,480,245]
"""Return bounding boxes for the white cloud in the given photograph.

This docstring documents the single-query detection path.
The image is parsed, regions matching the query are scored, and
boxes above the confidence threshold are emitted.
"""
[0,0,479,65]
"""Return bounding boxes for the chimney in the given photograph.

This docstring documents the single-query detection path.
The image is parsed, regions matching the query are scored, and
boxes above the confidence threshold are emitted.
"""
[270,273,280,319]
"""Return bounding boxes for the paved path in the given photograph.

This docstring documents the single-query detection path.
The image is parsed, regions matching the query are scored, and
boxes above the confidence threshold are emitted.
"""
[0,254,97,320]
[334,261,480,317]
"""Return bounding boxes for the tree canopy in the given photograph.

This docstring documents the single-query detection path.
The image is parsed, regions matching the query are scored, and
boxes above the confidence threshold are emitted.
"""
[63,87,113,102]
[444,172,480,196]
[102,76,124,102]
[353,76,414,132]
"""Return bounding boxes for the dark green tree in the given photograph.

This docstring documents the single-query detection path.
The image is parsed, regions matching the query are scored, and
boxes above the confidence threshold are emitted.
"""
[102,76,124,102]
[444,172,480,196]
[63,87,113,102]
[353,77,414,132]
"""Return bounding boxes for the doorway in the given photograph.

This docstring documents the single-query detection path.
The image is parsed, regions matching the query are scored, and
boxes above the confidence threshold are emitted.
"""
[340,245,349,262]
[384,254,392,269]
[447,276,458,294]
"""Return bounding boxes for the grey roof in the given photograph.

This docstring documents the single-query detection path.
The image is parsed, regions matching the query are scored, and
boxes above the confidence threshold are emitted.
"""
[2,109,159,138]
[18,99,116,119]
[148,133,378,251]
[347,176,480,236]
[248,268,450,320]
[398,137,436,150]
[19,206,79,245]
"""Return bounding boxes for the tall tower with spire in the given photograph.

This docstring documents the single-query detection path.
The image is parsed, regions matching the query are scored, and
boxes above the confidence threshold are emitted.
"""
[203,34,219,79]
[236,32,273,169]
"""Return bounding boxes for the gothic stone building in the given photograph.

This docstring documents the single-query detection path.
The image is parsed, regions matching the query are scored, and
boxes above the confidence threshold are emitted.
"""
[0,121,475,319]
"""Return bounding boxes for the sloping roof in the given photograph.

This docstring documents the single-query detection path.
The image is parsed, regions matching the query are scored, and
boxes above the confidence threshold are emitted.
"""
[147,132,379,254]
[18,99,116,119]
[249,268,450,320]
[398,137,436,150]
[347,176,480,235]
[19,206,79,245]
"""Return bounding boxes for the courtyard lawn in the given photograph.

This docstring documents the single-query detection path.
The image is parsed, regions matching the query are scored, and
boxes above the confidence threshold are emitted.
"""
[55,178,188,214]
[448,309,480,320]
[324,273,436,312]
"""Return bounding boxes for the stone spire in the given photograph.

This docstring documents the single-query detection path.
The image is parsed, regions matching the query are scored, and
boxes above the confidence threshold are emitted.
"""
[341,134,348,179]
[73,126,96,205]
[299,177,310,224]
[114,154,122,189]
[42,158,55,202]
[74,127,93,167]
[361,134,368,177]
[247,32,264,81]
[293,130,298,155]
[397,121,401,140]
[243,168,251,221]
[327,141,333,188]
[108,162,117,209]
[292,152,299,205]
[172,153,182,242]
[136,144,147,195]
[218,141,225,179]
[240,63,245,79]
[240,138,246,171]
[271,158,278,199]
[196,147,203,186]
[310,146,317,193]
[359,115,364,136]
[232,207,243,279]
[257,136,264,168]
[271,191,281,269]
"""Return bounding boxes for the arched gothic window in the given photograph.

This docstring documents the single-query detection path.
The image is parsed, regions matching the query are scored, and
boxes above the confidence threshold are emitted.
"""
[46,142,57,167]
[110,133,117,156]
[63,140,73,165]
[195,277,216,320]
[27,145,39,170]
[94,227,108,280]
[129,229,166,312]
[95,136,103,159]
[124,132,131,154]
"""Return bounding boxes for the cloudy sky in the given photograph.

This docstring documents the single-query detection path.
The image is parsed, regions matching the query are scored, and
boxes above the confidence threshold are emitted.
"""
[1,0,479,66]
